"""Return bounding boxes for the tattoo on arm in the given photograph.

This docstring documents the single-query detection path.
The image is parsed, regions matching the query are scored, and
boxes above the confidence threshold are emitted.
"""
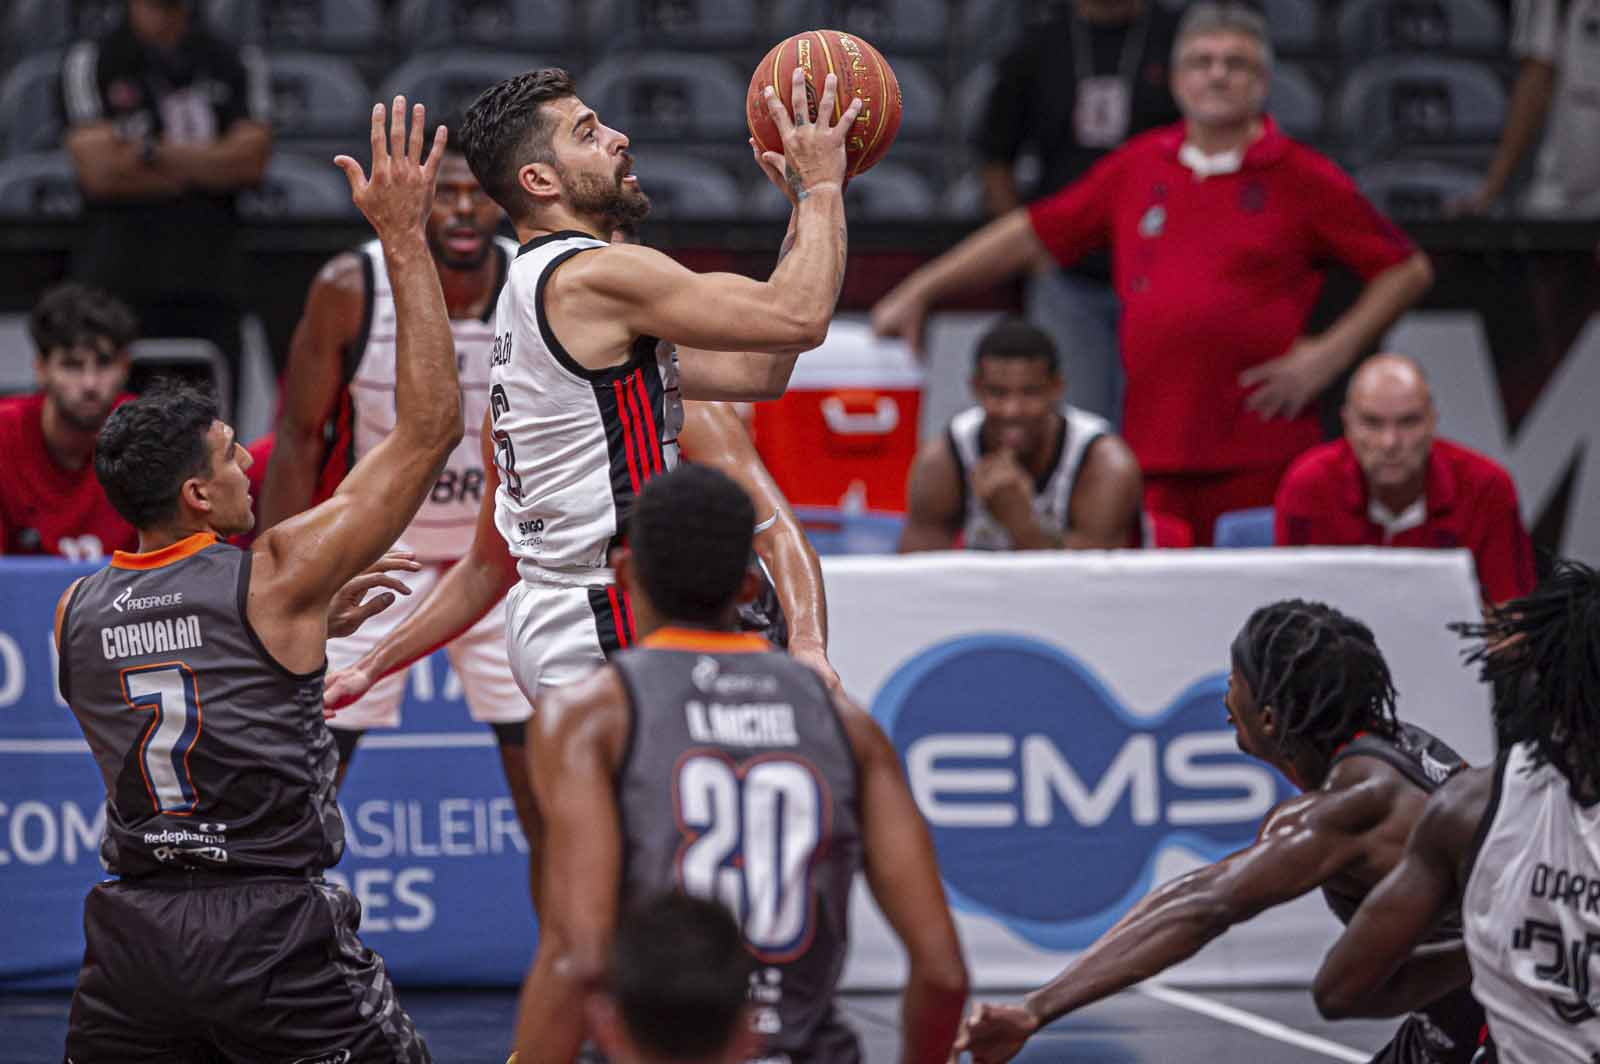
[834,223,848,297]
[787,168,806,202]
[777,230,798,265]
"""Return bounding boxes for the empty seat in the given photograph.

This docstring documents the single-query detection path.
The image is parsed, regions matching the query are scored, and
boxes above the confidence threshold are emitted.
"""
[882,57,941,141]
[940,169,986,219]
[237,152,358,220]
[1269,61,1323,143]
[1356,159,1483,220]
[0,151,82,218]
[1336,0,1505,55]
[628,152,741,217]
[1335,57,1507,164]
[584,53,747,141]
[379,52,545,122]
[130,339,234,420]
[0,313,38,396]
[583,0,761,48]
[767,0,828,37]
[1261,0,1322,53]
[202,0,384,50]
[844,161,936,219]
[393,0,572,51]
[953,62,998,152]
[266,52,369,145]
[955,0,1040,58]
[0,51,65,157]
[824,0,947,53]
[1213,508,1275,549]
[2,0,124,63]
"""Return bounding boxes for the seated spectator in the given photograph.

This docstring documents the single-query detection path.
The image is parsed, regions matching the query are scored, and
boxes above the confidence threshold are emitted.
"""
[0,283,139,559]
[899,318,1142,552]
[1275,354,1536,604]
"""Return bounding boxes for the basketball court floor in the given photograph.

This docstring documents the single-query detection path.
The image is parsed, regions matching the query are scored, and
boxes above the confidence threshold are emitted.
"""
[2,984,1406,1061]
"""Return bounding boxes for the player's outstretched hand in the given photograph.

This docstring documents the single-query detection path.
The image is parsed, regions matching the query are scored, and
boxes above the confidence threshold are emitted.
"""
[335,96,447,240]
[763,69,863,200]
[870,279,932,357]
[323,662,377,718]
[326,550,420,641]
[950,1001,1038,1064]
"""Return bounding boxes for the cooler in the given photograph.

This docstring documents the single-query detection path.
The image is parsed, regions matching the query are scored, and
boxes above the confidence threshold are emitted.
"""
[751,318,923,513]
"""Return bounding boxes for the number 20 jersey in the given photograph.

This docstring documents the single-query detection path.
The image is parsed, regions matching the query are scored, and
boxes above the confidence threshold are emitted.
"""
[58,536,342,877]
[490,232,682,585]
[613,634,864,1063]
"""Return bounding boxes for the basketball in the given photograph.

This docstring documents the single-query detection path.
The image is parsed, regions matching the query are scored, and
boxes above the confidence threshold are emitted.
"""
[746,29,902,180]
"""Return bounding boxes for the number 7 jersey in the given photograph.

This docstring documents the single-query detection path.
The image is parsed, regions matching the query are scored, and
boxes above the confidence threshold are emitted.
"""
[613,630,864,1064]
[489,232,682,585]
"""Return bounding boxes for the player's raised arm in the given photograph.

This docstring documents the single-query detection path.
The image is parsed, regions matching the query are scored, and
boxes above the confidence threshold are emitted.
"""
[252,99,461,618]
[836,697,968,1064]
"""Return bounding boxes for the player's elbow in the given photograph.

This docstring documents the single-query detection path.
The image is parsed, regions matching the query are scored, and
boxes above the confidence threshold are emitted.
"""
[1311,965,1363,1020]
[915,954,970,1004]
[1401,251,1434,296]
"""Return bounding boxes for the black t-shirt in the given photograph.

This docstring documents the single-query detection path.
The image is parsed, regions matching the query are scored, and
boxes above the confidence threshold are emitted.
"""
[60,22,268,300]
[978,6,1181,282]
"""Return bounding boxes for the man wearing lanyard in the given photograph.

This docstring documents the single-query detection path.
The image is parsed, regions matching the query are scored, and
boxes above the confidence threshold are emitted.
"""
[975,0,1182,424]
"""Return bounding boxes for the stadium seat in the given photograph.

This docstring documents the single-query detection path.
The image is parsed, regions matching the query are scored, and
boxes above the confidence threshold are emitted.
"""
[1336,0,1505,55]
[266,52,369,148]
[955,0,1041,58]
[1,0,123,64]
[392,0,572,51]
[0,151,81,218]
[1261,0,1322,53]
[745,160,936,220]
[0,314,38,396]
[379,52,544,123]
[1268,61,1323,143]
[237,152,359,221]
[953,62,998,154]
[793,506,905,556]
[882,57,942,141]
[1356,159,1483,220]
[130,338,234,420]
[940,170,985,219]
[1145,511,1196,549]
[627,152,742,218]
[584,53,748,141]
[202,0,384,50]
[1213,507,1276,549]
[768,0,829,37]
[582,0,761,48]
[824,0,947,53]
[1334,57,1507,164]
[0,51,65,158]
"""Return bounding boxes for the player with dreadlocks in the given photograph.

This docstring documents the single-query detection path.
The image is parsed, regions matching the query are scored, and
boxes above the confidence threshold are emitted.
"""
[1316,561,1600,1062]
[956,598,1487,1064]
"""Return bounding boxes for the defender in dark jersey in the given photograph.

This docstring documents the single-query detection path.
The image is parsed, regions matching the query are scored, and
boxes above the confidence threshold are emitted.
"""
[956,599,1485,1064]
[55,99,460,1064]
[513,465,968,1064]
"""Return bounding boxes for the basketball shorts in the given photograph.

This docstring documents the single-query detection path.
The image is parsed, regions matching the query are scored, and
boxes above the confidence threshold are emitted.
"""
[1372,984,1487,1064]
[326,562,527,730]
[65,873,429,1063]
[504,579,634,700]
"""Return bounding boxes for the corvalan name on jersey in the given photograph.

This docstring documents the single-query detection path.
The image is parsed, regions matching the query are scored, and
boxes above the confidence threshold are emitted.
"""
[110,587,185,613]
[101,615,204,660]
[685,700,799,747]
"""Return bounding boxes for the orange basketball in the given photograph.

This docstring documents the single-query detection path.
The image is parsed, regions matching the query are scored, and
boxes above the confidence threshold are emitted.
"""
[747,29,902,180]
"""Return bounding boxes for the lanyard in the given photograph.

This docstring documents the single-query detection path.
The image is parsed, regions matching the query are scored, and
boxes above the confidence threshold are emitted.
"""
[1067,5,1151,95]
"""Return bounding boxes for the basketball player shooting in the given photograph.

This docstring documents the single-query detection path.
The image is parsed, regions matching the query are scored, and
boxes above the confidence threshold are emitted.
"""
[53,98,459,1062]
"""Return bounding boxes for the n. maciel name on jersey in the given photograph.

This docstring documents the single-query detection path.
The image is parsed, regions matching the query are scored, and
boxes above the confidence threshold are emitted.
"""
[100,614,203,660]
[686,700,799,747]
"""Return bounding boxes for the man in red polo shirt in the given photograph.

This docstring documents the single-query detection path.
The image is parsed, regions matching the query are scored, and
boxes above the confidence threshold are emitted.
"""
[873,1,1432,545]
[1276,353,1535,605]
[0,282,138,560]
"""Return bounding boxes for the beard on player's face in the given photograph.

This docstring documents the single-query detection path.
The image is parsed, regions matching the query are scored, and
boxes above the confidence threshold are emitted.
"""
[559,155,650,229]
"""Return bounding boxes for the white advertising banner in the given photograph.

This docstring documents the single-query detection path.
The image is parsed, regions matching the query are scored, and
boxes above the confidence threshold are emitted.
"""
[825,548,1492,990]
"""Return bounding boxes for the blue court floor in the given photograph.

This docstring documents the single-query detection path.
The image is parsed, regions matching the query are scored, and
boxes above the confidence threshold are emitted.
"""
[4,986,1402,1062]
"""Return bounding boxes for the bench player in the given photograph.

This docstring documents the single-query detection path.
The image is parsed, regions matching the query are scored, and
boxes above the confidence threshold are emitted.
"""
[55,98,455,1063]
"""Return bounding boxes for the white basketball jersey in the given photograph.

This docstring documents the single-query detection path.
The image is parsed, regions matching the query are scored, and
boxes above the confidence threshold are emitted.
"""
[489,231,682,586]
[345,235,516,561]
[947,404,1110,550]
[1463,741,1600,1062]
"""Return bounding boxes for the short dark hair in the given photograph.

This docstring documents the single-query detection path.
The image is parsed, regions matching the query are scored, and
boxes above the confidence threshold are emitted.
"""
[609,891,752,1060]
[973,317,1059,375]
[94,381,219,530]
[1231,599,1400,755]
[29,282,138,358]
[1453,560,1600,804]
[460,68,577,222]
[628,465,754,626]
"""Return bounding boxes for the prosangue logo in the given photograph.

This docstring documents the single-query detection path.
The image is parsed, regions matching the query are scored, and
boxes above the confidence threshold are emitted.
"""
[873,634,1294,951]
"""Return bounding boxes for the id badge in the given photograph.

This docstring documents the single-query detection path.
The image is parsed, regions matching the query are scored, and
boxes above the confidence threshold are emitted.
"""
[1075,76,1131,148]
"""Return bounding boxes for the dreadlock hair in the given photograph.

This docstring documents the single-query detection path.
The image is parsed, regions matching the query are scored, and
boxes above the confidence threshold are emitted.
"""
[1232,599,1400,756]
[1452,559,1600,805]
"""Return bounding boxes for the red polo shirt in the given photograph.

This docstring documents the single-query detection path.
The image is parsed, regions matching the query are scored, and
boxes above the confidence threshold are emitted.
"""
[0,392,136,560]
[1274,437,1536,604]
[1027,117,1416,475]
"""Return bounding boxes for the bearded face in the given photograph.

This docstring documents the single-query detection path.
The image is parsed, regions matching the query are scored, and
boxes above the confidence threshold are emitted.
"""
[560,152,650,228]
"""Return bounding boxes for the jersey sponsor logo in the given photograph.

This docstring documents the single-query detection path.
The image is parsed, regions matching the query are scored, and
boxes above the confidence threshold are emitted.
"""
[110,587,184,613]
[691,655,780,697]
[142,827,224,847]
[100,615,203,660]
[874,634,1293,950]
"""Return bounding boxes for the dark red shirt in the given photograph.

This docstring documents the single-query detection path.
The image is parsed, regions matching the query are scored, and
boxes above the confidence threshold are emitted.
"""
[0,393,135,560]
[1274,437,1536,604]
[1027,117,1416,474]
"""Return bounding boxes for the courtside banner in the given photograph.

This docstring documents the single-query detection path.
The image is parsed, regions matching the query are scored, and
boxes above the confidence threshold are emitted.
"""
[827,548,1492,990]
[0,558,534,990]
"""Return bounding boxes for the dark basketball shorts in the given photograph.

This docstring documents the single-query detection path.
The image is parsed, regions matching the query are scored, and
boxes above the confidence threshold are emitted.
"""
[65,873,430,1063]
[1371,984,1487,1064]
